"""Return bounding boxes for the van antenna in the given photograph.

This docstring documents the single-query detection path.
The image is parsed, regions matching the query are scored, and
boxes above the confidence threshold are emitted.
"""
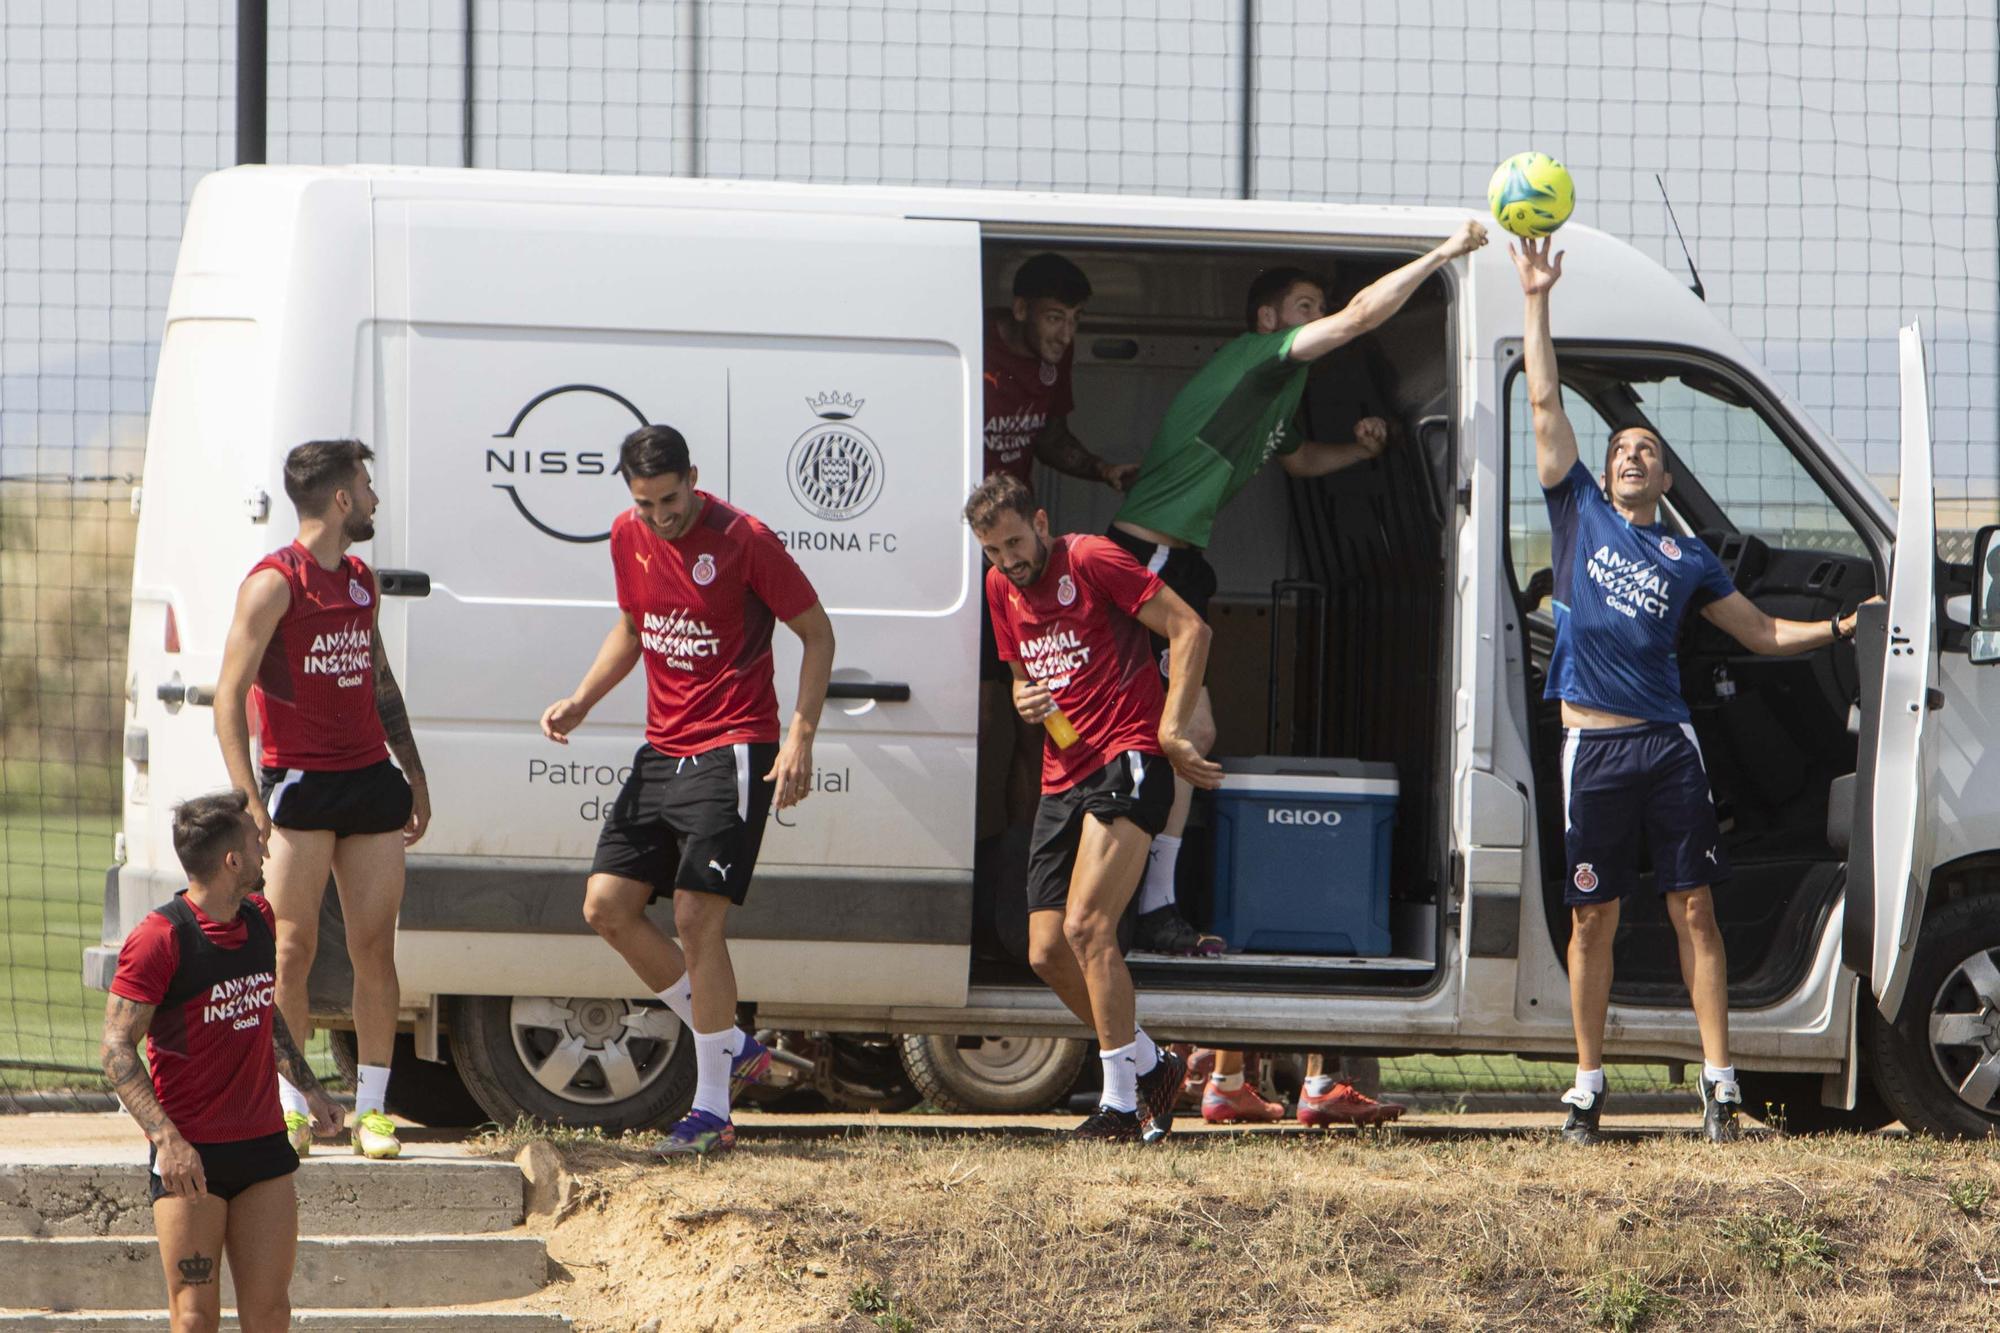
[1655,173,1706,302]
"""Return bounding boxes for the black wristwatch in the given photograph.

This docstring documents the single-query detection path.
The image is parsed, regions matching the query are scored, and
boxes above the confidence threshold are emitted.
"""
[1830,612,1853,643]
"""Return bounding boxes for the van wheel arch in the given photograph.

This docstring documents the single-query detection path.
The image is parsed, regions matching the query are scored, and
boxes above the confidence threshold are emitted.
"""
[1864,884,2000,1138]
[445,993,694,1132]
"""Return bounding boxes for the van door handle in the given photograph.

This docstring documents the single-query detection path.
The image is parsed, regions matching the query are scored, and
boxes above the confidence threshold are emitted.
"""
[377,569,430,597]
[826,681,911,702]
[157,679,216,708]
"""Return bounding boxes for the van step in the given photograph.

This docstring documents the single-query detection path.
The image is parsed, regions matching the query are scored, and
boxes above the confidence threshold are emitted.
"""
[0,1313,569,1332]
[1,1234,549,1311]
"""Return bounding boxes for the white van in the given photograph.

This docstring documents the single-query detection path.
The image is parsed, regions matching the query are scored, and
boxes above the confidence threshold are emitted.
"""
[88,165,2000,1135]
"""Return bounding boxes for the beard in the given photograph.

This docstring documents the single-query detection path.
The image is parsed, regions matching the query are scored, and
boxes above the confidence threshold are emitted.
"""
[1002,534,1050,587]
[344,511,376,542]
[244,868,266,894]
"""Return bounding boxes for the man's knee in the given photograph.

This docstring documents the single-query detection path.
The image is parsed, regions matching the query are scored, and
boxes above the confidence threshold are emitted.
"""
[1674,890,1723,942]
[1570,903,1619,949]
[236,1295,291,1332]
[582,889,643,941]
[1063,911,1118,960]
[672,893,728,950]
[1028,934,1069,981]
[273,927,317,979]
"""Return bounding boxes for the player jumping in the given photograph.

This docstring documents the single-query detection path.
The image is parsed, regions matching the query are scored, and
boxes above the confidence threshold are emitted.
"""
[966,474,1223,1142]
[541,424,834,1159]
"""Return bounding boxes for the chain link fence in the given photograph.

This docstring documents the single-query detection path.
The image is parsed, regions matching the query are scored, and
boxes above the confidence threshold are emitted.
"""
[4,0,1996,1111]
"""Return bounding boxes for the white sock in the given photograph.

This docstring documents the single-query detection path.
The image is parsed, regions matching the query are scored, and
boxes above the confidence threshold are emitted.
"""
[691,1028,736,1121]
[1136,836,1182,915]
[1099,1039,1142,1113]
[1132,1026,1159,1076]
[278,1075,310,1118]
[1212,1070,1245,1093]
[1704,1064,1737,1088]
[1575,1066,1606,1094]
[655,977,694,1031]
[1304,1074,1335,1097]
[354,1064,391,1117]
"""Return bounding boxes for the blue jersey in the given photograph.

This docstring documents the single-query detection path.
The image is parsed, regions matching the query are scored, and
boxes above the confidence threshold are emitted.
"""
[1543,461,1735,724]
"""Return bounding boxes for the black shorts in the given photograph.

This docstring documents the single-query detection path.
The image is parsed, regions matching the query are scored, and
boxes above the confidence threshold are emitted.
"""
[1104,526,1217,677]
[148,1129,298,1203]
[1026,751,1175,913]
[260,759,413,837]
[1561,722,1731,906]
[591,742,778,904]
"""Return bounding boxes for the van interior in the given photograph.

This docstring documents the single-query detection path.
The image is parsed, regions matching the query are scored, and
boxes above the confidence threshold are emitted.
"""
[973,237,1457,997]
[1503,353,1880,1009]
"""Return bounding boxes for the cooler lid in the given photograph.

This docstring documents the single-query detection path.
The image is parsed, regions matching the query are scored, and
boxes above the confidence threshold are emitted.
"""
[1214,755,1399,796]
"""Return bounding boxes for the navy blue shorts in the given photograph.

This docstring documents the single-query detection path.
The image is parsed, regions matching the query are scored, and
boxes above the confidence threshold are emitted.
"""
[1560,722,1729,907]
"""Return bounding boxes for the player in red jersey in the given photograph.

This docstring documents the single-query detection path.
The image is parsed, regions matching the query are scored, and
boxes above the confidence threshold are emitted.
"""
[540,425,834,1159]
[102,790,343,1332]
[979,254,1138,838]
[965,474,1223,1142]
[216,440,430,1162]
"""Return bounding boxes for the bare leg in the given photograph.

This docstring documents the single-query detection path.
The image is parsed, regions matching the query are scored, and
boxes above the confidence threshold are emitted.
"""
[153,1191,228,1333]
[1210,1049,1244,1078]
[1568,899,1622,1072]
[329,830,406,1068]
[673,889,736,1033]
[1027,909,1098,1028]
[1061,816,1155,1049]
[582,874,688,992]
[262,828,337,1054]
[223,1175,298,1333]
[1665,886,1731,1069]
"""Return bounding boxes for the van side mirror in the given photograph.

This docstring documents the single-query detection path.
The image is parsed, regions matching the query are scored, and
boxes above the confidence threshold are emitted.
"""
[1972,524,2000,665]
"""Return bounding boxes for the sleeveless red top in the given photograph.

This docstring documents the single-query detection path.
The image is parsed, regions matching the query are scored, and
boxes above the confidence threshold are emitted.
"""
[246,542,389,771]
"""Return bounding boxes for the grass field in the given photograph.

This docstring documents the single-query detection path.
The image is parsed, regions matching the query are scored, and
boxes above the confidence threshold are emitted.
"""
[0,805,116,1082]
[496,1125,2000,1332]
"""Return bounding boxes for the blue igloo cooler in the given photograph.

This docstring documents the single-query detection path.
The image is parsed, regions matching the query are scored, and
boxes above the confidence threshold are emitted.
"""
[1208,757,1398,956]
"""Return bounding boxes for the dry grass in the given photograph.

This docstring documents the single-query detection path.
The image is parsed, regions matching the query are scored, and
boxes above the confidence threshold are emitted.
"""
[502,1124,2000,1332]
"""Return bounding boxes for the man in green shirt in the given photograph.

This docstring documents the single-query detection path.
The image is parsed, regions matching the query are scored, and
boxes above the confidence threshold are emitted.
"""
[1108,219,1488,953]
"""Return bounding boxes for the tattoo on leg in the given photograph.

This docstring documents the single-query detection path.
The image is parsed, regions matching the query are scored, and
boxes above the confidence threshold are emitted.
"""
[177,1251,216,1285]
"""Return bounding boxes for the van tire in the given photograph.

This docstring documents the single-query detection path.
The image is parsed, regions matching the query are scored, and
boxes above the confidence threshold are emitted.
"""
[325,1029,489,1128]
[446,994,694,1132]
[1734,1070,1893,1135]
[898,1034,1090,1113]
[1864,894,2000,1139]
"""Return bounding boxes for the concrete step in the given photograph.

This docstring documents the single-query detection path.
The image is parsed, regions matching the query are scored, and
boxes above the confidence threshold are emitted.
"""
[3,1234,550,1311]
[0,1313,569,1331]
[0,1158,523,1238]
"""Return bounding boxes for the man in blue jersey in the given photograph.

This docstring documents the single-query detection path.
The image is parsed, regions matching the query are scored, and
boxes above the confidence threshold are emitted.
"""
[1514,237,1871,1145]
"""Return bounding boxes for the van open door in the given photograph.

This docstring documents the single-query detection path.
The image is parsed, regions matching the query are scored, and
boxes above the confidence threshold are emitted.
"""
[1846,323,1943,1020]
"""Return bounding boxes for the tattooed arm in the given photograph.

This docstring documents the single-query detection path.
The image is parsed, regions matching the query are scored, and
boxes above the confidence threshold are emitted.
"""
[1034,417,1137,492]
[102,995,205,1196]
[371,598,431,846]
[273,1010,345,1137]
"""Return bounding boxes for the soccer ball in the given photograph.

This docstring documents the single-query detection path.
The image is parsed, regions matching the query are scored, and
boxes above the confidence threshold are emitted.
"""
[1488,152,1575,238]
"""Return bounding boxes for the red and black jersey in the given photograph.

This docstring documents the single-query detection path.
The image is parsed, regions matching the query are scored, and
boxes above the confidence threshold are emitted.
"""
[610,496,820,756]
[111,893,283,1145]
[247,542,388,772]
[982,311,1075,486]
[987,534,1167,792]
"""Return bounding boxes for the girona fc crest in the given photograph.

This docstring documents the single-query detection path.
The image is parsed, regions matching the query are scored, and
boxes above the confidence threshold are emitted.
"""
[348,578,372,607]
[1056,574,1077,606]
[1573,863,1600,893]
[1659,536,1682,560]
[691,553,717,586]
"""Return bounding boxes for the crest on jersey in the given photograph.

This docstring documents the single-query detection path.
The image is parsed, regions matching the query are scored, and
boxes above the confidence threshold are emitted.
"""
[1573,863,1600,893]
[1056,574,1076,606]
[1659,536,1682,560]
[691,553,717,586]
[348,578,372,607]
[1039,361,1059,387]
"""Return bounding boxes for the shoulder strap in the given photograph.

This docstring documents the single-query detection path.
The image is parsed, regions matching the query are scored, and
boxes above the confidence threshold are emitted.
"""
[154,896,209,1012]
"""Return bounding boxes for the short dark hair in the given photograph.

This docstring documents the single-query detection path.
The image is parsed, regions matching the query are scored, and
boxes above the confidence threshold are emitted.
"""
[962,473,1038,533]
[1012,253,1092,307]
[171,789,251,882]
[617,425,692,480]
[1245,266,1329,330]
[283,440,374,515]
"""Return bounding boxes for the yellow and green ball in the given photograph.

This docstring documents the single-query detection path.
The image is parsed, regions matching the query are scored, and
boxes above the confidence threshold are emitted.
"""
[1488,152,1575,238]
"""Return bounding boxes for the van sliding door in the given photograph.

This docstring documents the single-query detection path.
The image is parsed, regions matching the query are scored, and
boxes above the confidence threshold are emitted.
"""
[372,198,982,1008]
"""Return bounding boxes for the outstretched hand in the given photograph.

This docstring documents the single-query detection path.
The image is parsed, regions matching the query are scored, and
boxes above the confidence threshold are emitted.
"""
[1439,218,1489,260]
[1510,236,1564,295]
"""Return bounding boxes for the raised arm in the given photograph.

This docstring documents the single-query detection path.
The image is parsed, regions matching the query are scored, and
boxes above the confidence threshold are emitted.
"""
[540,614,643,744]
[215,570,292,840]
[1034,417,1138,492]
[1512,237,1580,487]
[1135,589,1224,789]
[1287,220,1489,364]
[101,995,205,1196]
[765,602,836,810]
[370,598,430,845]
[1276,417,1391,479]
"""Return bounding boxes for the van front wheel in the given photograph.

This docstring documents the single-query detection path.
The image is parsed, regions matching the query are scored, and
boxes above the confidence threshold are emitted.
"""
[446,994,694,1132]
[1864,894,2000,1139]
[898,1034,1090,1113]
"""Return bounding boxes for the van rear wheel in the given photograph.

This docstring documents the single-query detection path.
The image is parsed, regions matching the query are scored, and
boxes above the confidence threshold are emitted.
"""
[898,1034,1090,1113]
[1864,894,2000,1139]
[446,994,694,1132]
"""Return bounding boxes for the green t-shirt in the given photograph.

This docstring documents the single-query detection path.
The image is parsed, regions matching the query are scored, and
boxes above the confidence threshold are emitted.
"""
[1113,327,1307,548]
